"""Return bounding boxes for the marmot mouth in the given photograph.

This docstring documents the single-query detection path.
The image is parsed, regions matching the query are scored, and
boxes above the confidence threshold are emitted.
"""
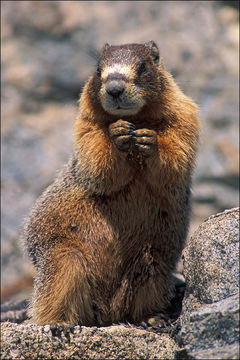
[101,95,144,115]
[111,102,139,111]
[104,105,142,116]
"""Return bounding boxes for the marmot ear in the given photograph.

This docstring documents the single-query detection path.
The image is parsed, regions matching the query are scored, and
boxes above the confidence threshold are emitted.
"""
[145,41,159,64]
[103,43,111,51]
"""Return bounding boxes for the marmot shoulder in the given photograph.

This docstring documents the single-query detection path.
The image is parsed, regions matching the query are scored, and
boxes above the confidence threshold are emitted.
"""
[23,41,200,325]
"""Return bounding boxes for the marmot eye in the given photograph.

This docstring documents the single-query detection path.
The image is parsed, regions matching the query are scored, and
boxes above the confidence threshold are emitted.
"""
[138,61,147,75]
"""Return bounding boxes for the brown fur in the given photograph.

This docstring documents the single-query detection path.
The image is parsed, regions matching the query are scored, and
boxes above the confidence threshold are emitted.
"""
[22,41,200,325]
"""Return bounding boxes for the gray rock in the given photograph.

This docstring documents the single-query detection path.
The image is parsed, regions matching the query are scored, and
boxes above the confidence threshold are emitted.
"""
[1,322,178,360]
[177,343,240,360]
[177,294,239,359]
[178,208,240,359]
[183,207,239,304]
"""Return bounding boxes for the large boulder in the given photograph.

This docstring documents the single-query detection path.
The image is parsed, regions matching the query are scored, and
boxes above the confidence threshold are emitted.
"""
[177,208,239,359]
[183,207,239,306]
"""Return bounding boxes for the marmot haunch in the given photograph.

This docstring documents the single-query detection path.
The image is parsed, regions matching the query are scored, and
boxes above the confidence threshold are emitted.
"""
[22,41,200,325]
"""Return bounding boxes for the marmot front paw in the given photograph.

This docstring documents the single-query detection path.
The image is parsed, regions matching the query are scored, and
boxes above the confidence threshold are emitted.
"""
[109,120,135,152]
[133,128,157,157]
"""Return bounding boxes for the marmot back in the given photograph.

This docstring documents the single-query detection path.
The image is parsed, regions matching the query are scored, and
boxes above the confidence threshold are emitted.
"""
[23,41,200,325]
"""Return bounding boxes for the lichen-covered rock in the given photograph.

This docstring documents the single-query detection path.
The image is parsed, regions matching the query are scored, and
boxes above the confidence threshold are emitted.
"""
[1,322,178,360]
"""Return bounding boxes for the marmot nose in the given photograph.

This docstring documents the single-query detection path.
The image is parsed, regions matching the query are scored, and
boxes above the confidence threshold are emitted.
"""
[106,81,125,98]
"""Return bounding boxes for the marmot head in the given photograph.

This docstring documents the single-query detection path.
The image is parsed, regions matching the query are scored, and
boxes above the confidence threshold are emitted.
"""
[94,41,163,117]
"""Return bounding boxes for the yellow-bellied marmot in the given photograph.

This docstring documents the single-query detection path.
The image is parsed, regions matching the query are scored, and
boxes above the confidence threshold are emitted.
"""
[22,41,200,325]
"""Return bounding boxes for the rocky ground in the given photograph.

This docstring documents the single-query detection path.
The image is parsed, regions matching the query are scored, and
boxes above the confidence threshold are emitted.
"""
[1,0,239,307]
